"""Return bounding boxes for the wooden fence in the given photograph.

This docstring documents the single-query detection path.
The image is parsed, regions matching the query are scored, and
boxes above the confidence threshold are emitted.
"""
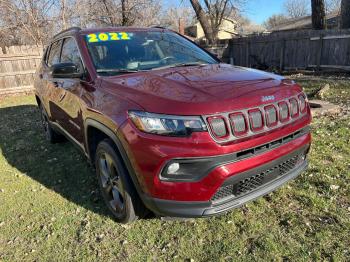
[207,29,350,72]
[1,30,349,95]
[0,45,43,95]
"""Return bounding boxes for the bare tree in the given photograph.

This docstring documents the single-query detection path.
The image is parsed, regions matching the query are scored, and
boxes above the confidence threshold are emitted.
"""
[189,0,245,44]
[325,0,341,13]
[312,0,326,29]
[341,0,350,28]
[0,0,163,46]
[189,0,215,43]
[0,0,55,45]
[283,0,310,18]
[263,14,288,30]
[160,7,195,31]
[85,0,161,27]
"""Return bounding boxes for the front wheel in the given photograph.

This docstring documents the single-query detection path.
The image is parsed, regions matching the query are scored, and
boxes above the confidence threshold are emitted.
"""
[39,105,63,143]
[95,139,148,223]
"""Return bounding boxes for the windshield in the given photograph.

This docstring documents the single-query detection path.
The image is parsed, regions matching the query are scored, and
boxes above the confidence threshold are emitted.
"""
[84,31,218,75]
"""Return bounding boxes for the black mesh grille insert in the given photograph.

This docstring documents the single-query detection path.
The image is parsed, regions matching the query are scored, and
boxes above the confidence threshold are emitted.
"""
[249,110,263,129]
[279,102,289,120]
[211,155,301,202]
[290,98,299,117]
[209,118,227,137]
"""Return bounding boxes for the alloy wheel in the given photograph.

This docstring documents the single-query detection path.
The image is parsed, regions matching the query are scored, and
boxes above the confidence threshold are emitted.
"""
[98,152,125,214]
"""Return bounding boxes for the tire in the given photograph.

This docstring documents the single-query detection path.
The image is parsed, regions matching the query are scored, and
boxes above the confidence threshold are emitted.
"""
[39,105,64,143]
[95,139,148,223]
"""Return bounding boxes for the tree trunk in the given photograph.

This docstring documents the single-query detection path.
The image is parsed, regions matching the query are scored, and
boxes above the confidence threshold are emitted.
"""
[189,0,216,44]
[121,0,128,26]
[61,0,67,30]
[341,0,350,28]
[312,0,326,29]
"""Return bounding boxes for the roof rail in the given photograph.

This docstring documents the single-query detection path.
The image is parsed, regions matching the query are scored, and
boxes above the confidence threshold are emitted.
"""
[53,26,82,39]
[150,25,168,29]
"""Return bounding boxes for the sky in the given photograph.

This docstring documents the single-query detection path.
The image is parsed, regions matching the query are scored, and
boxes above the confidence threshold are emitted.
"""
[164,0,285,25]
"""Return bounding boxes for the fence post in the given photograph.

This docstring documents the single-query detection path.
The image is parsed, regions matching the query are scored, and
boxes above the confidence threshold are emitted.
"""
[246,41,250,67]
[279,39,286,72]
[317,34,324,71]
[229,39,234,65]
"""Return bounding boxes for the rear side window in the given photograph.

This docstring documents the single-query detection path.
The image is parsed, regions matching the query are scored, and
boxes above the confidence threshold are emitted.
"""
[61,37,83,72]
[47,40,62,66]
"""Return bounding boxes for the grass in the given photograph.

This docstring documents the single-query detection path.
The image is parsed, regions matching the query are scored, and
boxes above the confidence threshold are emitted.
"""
[0,80,349,261]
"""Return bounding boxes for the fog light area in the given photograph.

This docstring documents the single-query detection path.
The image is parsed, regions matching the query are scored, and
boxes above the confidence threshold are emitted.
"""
[167,163,180,175]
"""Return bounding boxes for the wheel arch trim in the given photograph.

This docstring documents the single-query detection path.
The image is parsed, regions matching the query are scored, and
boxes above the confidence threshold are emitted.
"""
[84,118,146,197]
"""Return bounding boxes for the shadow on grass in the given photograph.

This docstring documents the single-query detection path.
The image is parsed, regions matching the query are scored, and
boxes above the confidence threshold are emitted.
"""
[0,104,115,219]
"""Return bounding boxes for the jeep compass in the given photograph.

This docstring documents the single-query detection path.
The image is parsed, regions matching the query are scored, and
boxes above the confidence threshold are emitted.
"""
[34,27,311,223]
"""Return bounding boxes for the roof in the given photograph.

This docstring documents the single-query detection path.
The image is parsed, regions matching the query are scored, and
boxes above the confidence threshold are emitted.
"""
[271,11,340,32]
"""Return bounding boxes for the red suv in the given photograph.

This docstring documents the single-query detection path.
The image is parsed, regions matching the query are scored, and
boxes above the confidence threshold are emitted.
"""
[34,27,311,223]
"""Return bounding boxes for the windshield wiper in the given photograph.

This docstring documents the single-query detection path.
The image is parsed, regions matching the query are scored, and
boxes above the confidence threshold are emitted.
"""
[96,69,144,75]
[152,62,209,70]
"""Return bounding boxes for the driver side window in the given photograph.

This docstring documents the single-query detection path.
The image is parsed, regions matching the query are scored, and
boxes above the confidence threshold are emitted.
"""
[61,37,84,73]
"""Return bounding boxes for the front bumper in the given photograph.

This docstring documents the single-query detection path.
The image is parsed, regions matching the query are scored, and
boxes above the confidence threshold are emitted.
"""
[142,145,309,217]
[120,115,311,201]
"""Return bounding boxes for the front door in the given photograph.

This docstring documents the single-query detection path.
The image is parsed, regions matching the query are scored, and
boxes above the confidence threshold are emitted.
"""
[45,37,86,146]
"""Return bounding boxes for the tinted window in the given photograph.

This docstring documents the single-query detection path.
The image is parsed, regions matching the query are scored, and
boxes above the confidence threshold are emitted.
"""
[61,37,83,72]
[84,31,218,75]
[47,40,62,66]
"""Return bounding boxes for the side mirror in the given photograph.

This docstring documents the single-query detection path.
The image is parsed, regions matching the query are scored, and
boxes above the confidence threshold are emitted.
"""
[51,63,82,78]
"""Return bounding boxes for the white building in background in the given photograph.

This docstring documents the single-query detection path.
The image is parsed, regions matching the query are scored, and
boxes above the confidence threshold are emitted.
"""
[185,17,239,41]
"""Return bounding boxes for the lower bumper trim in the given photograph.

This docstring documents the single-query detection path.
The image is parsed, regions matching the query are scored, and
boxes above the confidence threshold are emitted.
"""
[142,158,308,218]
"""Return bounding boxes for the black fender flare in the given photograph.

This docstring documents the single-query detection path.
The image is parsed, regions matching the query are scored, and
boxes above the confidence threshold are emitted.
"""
[84,118,146,198]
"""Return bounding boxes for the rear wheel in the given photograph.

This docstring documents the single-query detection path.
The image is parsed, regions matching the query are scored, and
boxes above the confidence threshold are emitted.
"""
[95,139,148,223]
[39,105,63,143]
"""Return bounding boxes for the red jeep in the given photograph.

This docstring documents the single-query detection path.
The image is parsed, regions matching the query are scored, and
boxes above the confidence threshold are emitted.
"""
[34,27,311,223]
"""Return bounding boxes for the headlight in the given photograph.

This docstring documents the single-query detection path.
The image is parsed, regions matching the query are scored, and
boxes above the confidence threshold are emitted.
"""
[128,110,207,136]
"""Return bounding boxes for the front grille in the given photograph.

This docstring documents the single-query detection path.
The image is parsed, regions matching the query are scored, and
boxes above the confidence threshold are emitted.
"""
[290,98,299,117]
[279,102,289,121]
[211,155,301,202]
[204,93,308,144]
[209,117,227,137]
[265,105,277,126]
[249,110,263,130]
[230,113,246,134]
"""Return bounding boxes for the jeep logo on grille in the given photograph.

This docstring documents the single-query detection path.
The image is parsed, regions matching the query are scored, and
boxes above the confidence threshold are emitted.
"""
[262,95,275,102]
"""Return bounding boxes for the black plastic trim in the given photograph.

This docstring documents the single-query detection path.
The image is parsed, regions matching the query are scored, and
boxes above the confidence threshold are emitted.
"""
[144,146,309,218]
[84,119,148,203]
[50,121,87,156]
[160,126,310,182]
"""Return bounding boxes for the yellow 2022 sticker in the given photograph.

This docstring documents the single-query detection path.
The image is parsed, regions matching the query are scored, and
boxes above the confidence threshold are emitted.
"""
[86,32,131,43]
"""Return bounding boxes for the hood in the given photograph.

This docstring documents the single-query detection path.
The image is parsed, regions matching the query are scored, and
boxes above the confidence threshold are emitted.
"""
[100,64,302,115]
